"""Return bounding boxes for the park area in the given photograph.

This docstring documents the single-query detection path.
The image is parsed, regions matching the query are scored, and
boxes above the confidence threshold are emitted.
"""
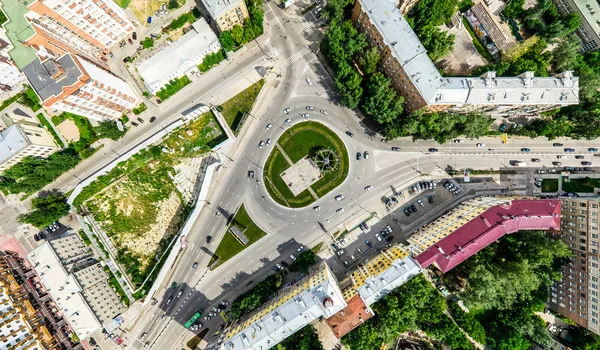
[541,178,559,193]
[263,121,348,208]
[211,205,266,268]
[561,177,600,193]
[74,111,225,288]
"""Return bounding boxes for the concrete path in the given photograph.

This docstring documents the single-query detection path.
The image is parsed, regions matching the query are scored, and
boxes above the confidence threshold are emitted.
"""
[275,143,319,200]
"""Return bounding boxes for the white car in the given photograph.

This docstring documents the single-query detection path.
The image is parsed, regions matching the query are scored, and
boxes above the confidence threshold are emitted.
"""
[284,118,291,125]
[313,206,320,211]
[335,195,344,201]
[375,233,382,242]
[320,110,328,115]
[297,245,304,252]
[454,139,464,143]
[283,108,291,114]
[266,139,271,146]
[476,143,485,147]
[290,254,297,260]
[306,106,314,110]
[258,141,264,148]
[364,185,373,191]
[336,208,344,214]
[306,78,312,85]
[265,123,272,130]
[302,113,309,118]
[557,155,566,159]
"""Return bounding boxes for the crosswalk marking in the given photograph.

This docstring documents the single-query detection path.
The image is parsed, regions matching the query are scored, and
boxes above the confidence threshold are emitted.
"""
[0,201,6,211]
[268,13,284,28]
[300,18,316,34]
[16,204,27,215]
[14,225,29,239]
[283,47,311,67]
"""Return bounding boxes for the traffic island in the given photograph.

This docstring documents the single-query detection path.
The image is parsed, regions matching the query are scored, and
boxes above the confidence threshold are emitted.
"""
[263,121,349,208]
[210,204,267,268]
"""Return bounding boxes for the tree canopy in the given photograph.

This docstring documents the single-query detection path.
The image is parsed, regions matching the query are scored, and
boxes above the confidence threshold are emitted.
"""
[19,192,70,228]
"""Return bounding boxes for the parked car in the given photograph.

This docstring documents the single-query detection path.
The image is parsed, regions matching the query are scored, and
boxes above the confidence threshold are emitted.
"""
[132,32,137,40]
[149,116,156,123]
[192,262,198,269]
[589,148,598,152]
[306,106,314,110]
[290,254,296,260]
[177,290,183,298]
[521,148,530,152]
[283,108,291,114]
[365,240,373,248]
[265,123,272,130]
[364,151,369,159]
[131,121,139,127]
[336,208,344,214]
[346,131,354,137]
[258,141,264,148]
[391,147,401,151]
[582,161,592,165]
[564,148,575,152]
[335,195,345,201]
[356,152,362,160]
[428,148,438,152]
[553,143,563,147]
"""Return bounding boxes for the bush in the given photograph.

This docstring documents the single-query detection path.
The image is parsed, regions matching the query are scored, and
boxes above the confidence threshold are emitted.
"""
[132,103,147,115]
[198,50,225,72]
[169,11,198,31]
[20,87,42,111]
[141,37,154,49]
[156,76,191,101]
[289,250,318,273]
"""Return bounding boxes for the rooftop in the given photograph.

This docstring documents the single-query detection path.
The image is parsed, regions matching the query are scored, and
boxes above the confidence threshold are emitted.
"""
[0,125,28,166]
[0,0,38,69]
[27,242,101,340]
[416,199,561,273]
[573,0,600,40]
[357,0,579,107]
[136,18,220,93]
[325,294,374,338]
[223,263,346,350]
[22,54,83,102]
[202,0,243,20]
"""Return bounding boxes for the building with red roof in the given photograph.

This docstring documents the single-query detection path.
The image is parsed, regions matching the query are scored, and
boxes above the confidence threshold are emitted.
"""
[416,199,561,273]
[325,294,374,338]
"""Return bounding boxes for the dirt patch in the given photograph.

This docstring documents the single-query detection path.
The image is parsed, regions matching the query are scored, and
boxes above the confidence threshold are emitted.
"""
[56,119,80,143]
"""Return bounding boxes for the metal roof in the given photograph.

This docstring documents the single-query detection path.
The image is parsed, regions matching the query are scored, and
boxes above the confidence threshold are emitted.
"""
[0,0,38,69]
[357,0,580,107]
[0,124,28,166]
[201,0,244,21]
[22,54,82,102]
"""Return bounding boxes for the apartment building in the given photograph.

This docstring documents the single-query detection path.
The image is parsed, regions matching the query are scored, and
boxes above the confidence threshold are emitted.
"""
[351,0,579,115]
[548,198,600,335]
[0,30,27,103]
[202,0,249,32]
[28,233,126,339]
[0,251,63,350]
[215,263,346,350]
[0,107,58,172]
[555,0,600,52]
[22,53,139,121]
[1,0,133,69]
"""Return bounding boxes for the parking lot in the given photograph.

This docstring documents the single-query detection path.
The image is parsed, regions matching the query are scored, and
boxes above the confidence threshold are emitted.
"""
[327,179,464,272]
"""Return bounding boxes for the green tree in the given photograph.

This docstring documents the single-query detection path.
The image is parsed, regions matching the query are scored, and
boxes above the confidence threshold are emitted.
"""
[362,72,404,125]
[570,326,600,350]
[552,36,581,71]
[95,121,125,140]
[289,250,318,274]
[334,64,363,109]
[19,192,69,228]
[219,31,235,51]
[418,25,455,60]
[167,0,178,9]
[141,37,154,49]
[279,325,324,350]
[447,301,487,344]
[502,0,525,19]
[358,47,380,75]
[459,113,493,139]
[231,25,245,45]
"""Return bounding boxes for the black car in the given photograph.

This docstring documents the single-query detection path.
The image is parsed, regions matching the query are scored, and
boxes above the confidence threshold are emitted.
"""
[428,148,438,152]
[404,209,410,216]
[132,121,139,127]
[206,235,212,243]
[280,261,289,268]
[33,234,40,241]
[90,338,97,346]
[356,152,362,160]
[365,240,373,248]
[410,204,417,212]
[564,148,575,152]
[531,158,540,162]
[346,131,354,137]
[576,155,585,159]
[553,143,563,147]
[132,32,137,40]
[584,167,592,171]
[391,147,401,151]
[428,196,433,203]
[151,298,158,305]
[582,161,592,165]
[149,116,157,123]
[137,117,144,123]
[386,235,394,242]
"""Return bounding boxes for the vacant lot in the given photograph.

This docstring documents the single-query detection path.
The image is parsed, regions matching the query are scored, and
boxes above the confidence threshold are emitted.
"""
[120,0,185,25]
[79,112,224,287]
[219,79,265,133]
[263,121,348,207]
[212,205,266,268]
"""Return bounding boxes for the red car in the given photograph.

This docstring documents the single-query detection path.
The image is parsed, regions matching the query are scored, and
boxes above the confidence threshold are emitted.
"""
[128,38,133,45]
[100,56,107,62]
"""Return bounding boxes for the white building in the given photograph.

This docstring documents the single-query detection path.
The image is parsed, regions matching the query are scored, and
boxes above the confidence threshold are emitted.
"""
[136,18,221,95]
[0,107,58,172]
[22,53,139,121]
[555,0,600,52]
[28,241,102,340]
[201,0,249,32]
[0,30,26,103]
[219,263,347,350]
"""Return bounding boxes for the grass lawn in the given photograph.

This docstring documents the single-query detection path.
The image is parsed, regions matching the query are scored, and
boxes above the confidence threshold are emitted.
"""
[218,79,265,132]
[541,179,559,193]
[562,177,600,193]
[212,204,266,267]
[263,121,349,207]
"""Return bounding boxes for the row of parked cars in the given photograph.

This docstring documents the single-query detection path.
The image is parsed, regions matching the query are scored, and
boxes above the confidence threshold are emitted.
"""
[411,181,437,193]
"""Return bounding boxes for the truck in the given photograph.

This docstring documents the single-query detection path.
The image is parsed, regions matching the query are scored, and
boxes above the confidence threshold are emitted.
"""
[513,161,527,167]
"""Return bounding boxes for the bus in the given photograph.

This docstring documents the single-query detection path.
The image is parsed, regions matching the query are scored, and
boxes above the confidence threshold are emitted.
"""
[184,310,202,329]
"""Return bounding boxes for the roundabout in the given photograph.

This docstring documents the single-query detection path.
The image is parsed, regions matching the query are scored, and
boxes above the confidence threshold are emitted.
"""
[262,120,349,208]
